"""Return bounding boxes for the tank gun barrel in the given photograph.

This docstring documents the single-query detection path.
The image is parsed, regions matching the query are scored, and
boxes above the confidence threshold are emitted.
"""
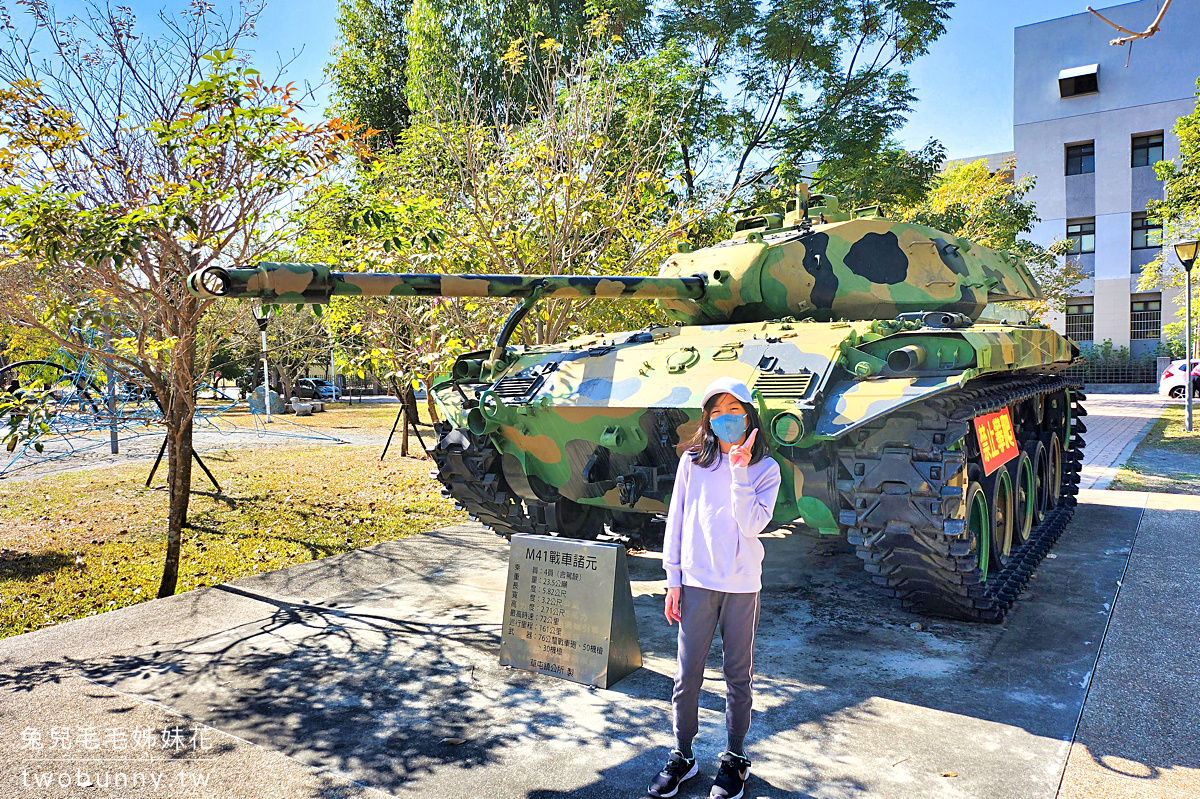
[187,262,708,303]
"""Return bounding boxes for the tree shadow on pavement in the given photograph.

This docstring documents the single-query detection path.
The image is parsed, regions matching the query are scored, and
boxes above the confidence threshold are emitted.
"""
[1,497,1187,798]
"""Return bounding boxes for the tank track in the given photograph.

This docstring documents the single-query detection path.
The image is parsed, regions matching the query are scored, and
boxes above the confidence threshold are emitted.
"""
[840,374,1086,623]
[428,421,555,539]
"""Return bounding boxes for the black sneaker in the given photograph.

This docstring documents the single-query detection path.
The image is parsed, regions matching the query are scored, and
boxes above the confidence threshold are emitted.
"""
[647,749,698,797]
[709,751,751,799]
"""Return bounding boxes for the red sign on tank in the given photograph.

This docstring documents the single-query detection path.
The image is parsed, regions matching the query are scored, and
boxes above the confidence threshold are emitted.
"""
[974,407,1019,476]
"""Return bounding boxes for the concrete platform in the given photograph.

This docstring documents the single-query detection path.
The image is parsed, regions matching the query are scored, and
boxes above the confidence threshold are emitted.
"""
[2,490,1196,799]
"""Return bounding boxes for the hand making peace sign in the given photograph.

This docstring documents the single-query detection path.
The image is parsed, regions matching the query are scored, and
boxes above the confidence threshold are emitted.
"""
[729,428,756,468]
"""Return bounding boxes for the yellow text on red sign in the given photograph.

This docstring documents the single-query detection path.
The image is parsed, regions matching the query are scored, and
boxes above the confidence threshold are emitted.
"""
[974,407,1019,476]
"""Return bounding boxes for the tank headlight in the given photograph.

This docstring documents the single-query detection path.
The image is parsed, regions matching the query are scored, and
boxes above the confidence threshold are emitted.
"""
[770,411,806,446]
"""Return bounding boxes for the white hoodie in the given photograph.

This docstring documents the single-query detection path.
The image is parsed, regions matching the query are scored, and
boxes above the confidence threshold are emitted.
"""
[662,449,782,594]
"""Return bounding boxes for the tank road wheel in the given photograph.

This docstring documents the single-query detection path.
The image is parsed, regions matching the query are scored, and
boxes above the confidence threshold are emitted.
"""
[1012,449,1039,536]
[1042,432,1064,510]
[842,374,1086,624]
[1043,389,1068,433]
[547,499,605,540]
[965,480,992,578]
[609,510,666,549]
[983,467,1015,568]
[1008,451,1037,547]
[1031,393,1046,428]
[1025,440,1049,525]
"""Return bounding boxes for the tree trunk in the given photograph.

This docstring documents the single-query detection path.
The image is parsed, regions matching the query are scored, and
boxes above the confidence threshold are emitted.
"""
[400,402,409,457]
[680,140,696,204]
[157,398,194,598]
[401,385,421,456]
[405,386,420,426]
[390,379,410,457]
[157,305,199,599]
[423,370,441,424]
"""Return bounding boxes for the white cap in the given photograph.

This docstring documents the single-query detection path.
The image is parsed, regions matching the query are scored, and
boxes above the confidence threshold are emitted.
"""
[700,376,753,408]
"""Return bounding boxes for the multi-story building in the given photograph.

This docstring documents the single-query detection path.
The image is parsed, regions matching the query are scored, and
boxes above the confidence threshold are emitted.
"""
[1009,0,1199,357]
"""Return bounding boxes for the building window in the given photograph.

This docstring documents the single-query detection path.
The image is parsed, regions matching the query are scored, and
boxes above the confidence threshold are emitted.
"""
[1130,298,1161,340]
[1059,64,1099,98]
[1066,219,1095,254]
[1131,132,1164,167]
[1065,303,1094,342]
[1131,212,1163,250]
[1066,142,1095,175]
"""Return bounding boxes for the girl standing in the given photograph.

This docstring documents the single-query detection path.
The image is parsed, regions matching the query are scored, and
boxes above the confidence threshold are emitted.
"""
[647,376,782,799]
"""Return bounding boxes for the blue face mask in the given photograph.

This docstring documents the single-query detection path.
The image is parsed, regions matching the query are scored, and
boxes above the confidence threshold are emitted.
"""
[710,412,747,444]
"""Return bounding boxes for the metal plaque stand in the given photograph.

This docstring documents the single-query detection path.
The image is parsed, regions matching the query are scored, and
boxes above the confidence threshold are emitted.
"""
[500,534,642,689]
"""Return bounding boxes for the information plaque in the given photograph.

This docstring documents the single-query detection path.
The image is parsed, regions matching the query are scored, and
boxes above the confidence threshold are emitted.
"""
[500,534,642,689]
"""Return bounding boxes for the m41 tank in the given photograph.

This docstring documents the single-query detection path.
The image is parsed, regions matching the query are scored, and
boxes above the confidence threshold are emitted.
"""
[188,195,1086,623]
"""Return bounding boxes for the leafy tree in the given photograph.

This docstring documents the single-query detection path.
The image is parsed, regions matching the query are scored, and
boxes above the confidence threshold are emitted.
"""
[288,138,467,422]
[811,138,945,214]
[326,0,412,146]
[420,21,698,343]
[404,0,651,118]
[293,19,700,432]
[1140,79,1200,348]
[657,0,953,207]
[897,157,1084,319]
[0,1,359,596]
[387,0,955,212]
[236,305,332,400]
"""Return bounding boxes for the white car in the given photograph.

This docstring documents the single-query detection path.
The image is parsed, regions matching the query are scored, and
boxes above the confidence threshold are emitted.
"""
[295,377,343,401]
[1159,359,1200,398]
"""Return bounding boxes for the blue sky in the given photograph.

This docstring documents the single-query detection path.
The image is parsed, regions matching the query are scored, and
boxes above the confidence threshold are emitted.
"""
[25,1,1113,159]
[895,0,1114,159]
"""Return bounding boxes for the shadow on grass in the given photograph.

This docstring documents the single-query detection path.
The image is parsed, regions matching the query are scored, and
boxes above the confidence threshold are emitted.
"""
[0,551,75,580]
[182,520,344,560]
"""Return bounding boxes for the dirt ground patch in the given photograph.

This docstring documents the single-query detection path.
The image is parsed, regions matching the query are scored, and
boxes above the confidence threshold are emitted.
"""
[1,400,436,482]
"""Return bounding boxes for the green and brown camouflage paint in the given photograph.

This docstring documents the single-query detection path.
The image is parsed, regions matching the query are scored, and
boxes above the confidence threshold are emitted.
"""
[187,213,1074,536]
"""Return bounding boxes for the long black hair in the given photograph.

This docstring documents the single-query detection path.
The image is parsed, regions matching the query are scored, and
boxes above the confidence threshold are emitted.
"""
[686,394,769,469]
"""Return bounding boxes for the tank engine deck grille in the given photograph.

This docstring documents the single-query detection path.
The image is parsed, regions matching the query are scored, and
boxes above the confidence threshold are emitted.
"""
[752,372,814,398]
[492,376,544,402]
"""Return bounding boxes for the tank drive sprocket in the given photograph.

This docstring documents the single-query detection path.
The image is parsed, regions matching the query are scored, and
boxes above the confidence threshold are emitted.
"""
[429,421,607,540]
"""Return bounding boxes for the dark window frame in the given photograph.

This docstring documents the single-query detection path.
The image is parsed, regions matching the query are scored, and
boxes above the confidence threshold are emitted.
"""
[1065,302,1095,342]
[1066,142,1095,175]
[1130,297,1162,340]
[1131,212,1163,250]
[1066,218,1095,254]
[1131,132,1164,168]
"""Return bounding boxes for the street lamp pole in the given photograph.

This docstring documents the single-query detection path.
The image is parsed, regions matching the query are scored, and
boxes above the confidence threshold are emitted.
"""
[1174,239,1198,433]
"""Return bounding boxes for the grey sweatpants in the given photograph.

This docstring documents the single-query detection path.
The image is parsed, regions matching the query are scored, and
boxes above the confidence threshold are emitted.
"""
[671,585,761,749]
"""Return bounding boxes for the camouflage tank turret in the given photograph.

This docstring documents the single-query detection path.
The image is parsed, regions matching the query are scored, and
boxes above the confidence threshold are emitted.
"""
[188,194,1086,623]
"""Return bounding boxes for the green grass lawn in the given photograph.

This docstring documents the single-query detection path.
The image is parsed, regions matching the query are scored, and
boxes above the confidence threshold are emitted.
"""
[196,399,438,433]
[1109,404,1200,493]
[0,444,463,639]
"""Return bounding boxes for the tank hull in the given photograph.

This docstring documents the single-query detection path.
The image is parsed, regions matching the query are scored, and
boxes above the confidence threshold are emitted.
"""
[185,210,1085,622]
[430,315,1083,624]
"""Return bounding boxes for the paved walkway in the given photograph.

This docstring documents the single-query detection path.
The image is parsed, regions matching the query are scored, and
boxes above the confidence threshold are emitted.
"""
[1077,394,1168,490]
[3,488,1196,799]
[1058,491,1200,799]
